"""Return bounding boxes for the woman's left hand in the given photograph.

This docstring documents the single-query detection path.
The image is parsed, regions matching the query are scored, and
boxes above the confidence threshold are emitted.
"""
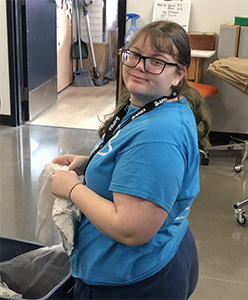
[51,169,80,199]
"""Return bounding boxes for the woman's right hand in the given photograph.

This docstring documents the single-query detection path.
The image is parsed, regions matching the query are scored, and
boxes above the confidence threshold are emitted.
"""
[52,154,88,175]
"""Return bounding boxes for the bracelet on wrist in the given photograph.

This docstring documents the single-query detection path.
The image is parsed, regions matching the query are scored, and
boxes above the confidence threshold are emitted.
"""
[69,182,81,200]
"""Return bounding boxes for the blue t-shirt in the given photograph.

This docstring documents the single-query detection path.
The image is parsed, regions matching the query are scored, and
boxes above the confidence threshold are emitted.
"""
[70,98,200,285]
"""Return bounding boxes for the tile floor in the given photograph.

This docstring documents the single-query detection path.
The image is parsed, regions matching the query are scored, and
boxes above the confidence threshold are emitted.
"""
[0,124,248,299]
[27,80,116,130]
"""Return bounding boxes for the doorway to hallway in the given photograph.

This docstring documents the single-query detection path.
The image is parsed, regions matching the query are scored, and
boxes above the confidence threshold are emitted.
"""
[28,0,118,130]
[27,80,116,130]
[0,0,126,128]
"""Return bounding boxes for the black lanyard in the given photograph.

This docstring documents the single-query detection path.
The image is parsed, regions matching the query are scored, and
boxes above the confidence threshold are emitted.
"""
[83,94,176,182]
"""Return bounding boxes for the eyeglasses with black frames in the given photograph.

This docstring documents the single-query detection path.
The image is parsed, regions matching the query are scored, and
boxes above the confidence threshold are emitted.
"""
[120,49,178,75]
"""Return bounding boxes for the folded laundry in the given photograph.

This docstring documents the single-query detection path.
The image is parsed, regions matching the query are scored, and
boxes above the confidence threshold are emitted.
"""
[36,163,82,255]
[208,57,248,95]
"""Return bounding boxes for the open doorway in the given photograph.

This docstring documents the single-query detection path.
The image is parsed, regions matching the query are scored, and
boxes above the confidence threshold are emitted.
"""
[27,0,119,130]
[1,0,126,127]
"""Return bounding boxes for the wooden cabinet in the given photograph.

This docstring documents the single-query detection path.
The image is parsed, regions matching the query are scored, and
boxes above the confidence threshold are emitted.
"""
[188,57,205,83]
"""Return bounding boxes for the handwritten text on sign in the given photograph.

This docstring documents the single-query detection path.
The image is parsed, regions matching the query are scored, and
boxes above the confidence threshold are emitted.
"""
[152,1,191,32]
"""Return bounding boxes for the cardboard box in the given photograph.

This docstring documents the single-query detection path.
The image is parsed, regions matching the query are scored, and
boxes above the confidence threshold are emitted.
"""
[238,26,248,58]
[218,24,240,58]
[189,32,216,50]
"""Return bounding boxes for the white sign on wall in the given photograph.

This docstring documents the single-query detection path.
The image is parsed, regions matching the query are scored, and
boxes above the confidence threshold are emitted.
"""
[152,0,191,32]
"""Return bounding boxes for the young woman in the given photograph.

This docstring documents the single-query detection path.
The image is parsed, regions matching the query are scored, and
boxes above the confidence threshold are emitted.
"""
[51,21,211,299]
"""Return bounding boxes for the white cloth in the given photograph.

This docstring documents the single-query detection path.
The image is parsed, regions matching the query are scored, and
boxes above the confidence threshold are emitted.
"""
[0,280,22,298]
[36,163,81,255]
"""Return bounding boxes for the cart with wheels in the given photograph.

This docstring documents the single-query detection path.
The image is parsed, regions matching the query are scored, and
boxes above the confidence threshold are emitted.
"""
[234,199,248,226]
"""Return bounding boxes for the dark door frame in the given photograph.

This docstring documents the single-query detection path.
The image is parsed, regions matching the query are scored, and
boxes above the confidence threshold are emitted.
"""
[116,0,126,103]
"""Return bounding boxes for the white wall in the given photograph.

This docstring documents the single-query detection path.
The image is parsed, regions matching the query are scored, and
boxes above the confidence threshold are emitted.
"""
[126,0,247,34]
[80,0,103,43]
[0,0,11,116]
[126,0,248,134]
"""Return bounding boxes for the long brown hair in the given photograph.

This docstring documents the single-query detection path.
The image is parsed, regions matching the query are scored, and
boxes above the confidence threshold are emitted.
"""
[98,21,211,148]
